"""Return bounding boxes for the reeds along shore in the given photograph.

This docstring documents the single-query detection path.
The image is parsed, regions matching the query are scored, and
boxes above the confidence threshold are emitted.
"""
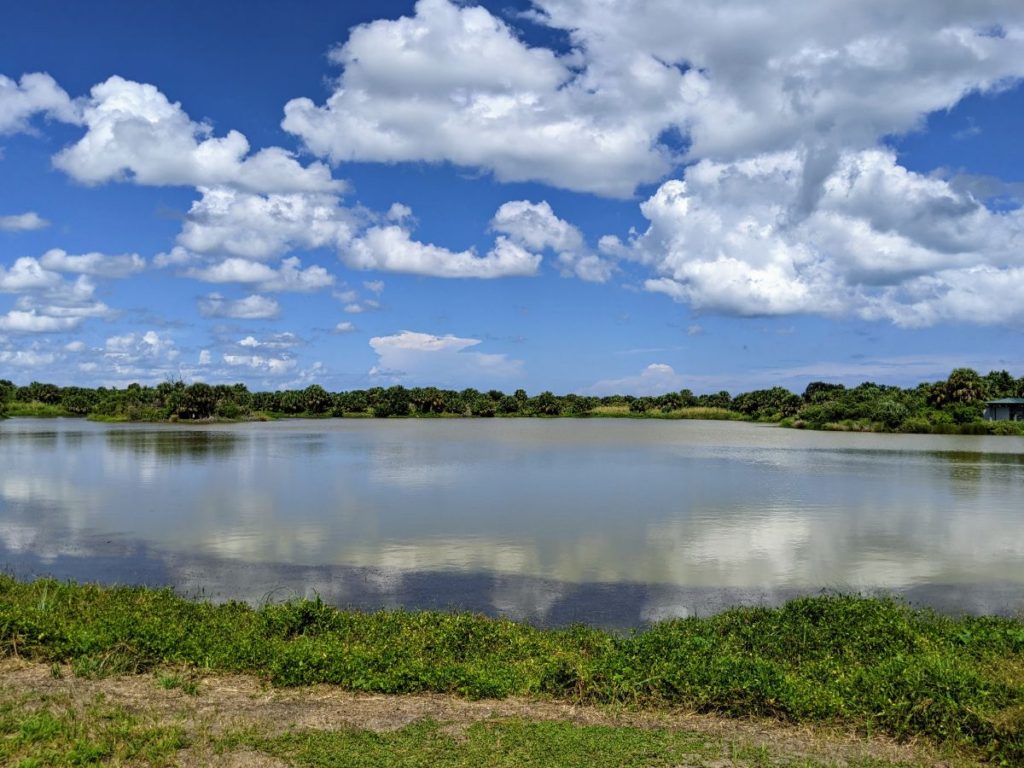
[1,576,1022,762]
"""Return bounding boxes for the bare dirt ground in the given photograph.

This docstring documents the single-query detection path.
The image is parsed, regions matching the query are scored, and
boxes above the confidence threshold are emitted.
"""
[0,658,974,767]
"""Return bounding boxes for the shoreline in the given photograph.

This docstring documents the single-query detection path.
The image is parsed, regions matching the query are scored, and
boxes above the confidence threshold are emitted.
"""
[4,368,1023,435]
[4,408,1023,437]
[2,576,1021,762]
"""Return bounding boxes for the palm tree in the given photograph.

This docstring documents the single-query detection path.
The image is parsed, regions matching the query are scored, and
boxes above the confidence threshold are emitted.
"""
[944,368,988,404]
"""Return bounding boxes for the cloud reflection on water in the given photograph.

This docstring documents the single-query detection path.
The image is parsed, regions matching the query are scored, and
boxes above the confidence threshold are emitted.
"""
[1,418,1023,625]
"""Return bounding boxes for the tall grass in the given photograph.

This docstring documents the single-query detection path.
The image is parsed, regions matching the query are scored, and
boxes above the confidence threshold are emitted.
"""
[4,401,71,418]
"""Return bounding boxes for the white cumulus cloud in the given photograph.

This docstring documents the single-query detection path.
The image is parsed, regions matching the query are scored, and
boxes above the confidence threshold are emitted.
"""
[346,225,540,278]
[612,148,1024,324]
[0,310,79,333]
[282,0,679,197]
[0,212,49,231]
[53,76,340,194]
[222,353,297,374]
[0,348,57,367]
[369,330,523,386]
[39,248,145,278]
[0,257,63,292]
[0,72,78,135]
[177,186,358,261]
[491,200,612,282]
[187,255,334,292]
[587,363,691,396]
[197,293,280,320]
[282,1,1024,197]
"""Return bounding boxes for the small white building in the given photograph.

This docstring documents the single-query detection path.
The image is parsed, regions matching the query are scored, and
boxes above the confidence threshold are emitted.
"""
[983,398,1024,421]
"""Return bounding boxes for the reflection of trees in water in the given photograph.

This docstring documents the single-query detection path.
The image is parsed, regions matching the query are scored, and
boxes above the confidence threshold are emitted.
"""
[5,430,60,447]
[929,451,1024,467]
[60,431,87,449]
[925,451,1024,491]
[286,435,328,455]
[105,430,241,459]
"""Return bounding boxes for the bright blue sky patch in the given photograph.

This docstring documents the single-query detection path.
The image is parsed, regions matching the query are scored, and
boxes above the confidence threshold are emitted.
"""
[2,0,1023,393]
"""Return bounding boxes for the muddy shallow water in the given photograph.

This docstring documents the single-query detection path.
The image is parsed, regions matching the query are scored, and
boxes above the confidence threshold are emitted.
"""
[2,417,1022,626]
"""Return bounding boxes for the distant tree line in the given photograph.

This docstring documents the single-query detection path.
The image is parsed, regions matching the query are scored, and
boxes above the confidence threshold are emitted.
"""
[0,367,1022,434]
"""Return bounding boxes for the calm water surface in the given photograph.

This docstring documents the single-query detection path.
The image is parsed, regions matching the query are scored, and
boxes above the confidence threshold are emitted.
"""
[1,417,1022,626]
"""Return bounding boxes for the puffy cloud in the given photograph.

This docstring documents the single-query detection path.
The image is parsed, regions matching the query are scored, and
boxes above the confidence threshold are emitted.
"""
[198,349,211,365]
[197,293,280,319]
[333,321,356,334]
[363,280,385,294]
[385,203,412,223]
[0,310,79,333]
[0,212,49,231]
[282,0,678,197]
[535,0,1024,163]
[222,353,296,375]
[38,248,145,278]
[0,257,116,332]
[169,185,542,288]
[587,363,691,396]
[862,266,1024,328]
[234,332,301,350]
[152,246,194,268]
[369,330,523,386]
[163,167,573,287]
[0,257,62,292]
[53,76,340,194]
[177,186,357,261]
[23,297,111,321]
[282,0,1024,197]
[345,225,540,278]
[0,72,78,135]
[613,148,1024,323]
[104,330,177,361]
[492,200,583,253]
[491,199,612,281]
[187,256,334,292]
[0,348,56,367]
[66,330,186,383]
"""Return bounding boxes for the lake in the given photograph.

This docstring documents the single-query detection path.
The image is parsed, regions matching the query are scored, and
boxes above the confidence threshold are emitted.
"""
[1,417,1022,627]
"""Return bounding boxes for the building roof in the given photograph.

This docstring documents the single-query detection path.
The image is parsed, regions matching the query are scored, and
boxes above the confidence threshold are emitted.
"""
[986,398,1024,404]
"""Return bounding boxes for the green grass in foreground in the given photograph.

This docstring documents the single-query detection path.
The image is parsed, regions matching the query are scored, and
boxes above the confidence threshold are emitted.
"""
[0,691,187,767]
[0,688,944,768]
[231,719,911,768]
[1,577,1022,763]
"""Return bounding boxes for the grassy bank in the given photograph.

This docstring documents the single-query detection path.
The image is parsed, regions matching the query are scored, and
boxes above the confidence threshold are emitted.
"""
[1,659,963,768]
[1,577,1021,763]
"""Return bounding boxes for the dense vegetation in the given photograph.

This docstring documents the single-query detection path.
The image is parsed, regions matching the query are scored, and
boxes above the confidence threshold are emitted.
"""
[1,577,1022,762]
[1,367,1022,434]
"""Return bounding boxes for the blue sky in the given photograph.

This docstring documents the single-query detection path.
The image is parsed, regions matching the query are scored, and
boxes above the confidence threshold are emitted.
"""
[1,0,1023,394]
